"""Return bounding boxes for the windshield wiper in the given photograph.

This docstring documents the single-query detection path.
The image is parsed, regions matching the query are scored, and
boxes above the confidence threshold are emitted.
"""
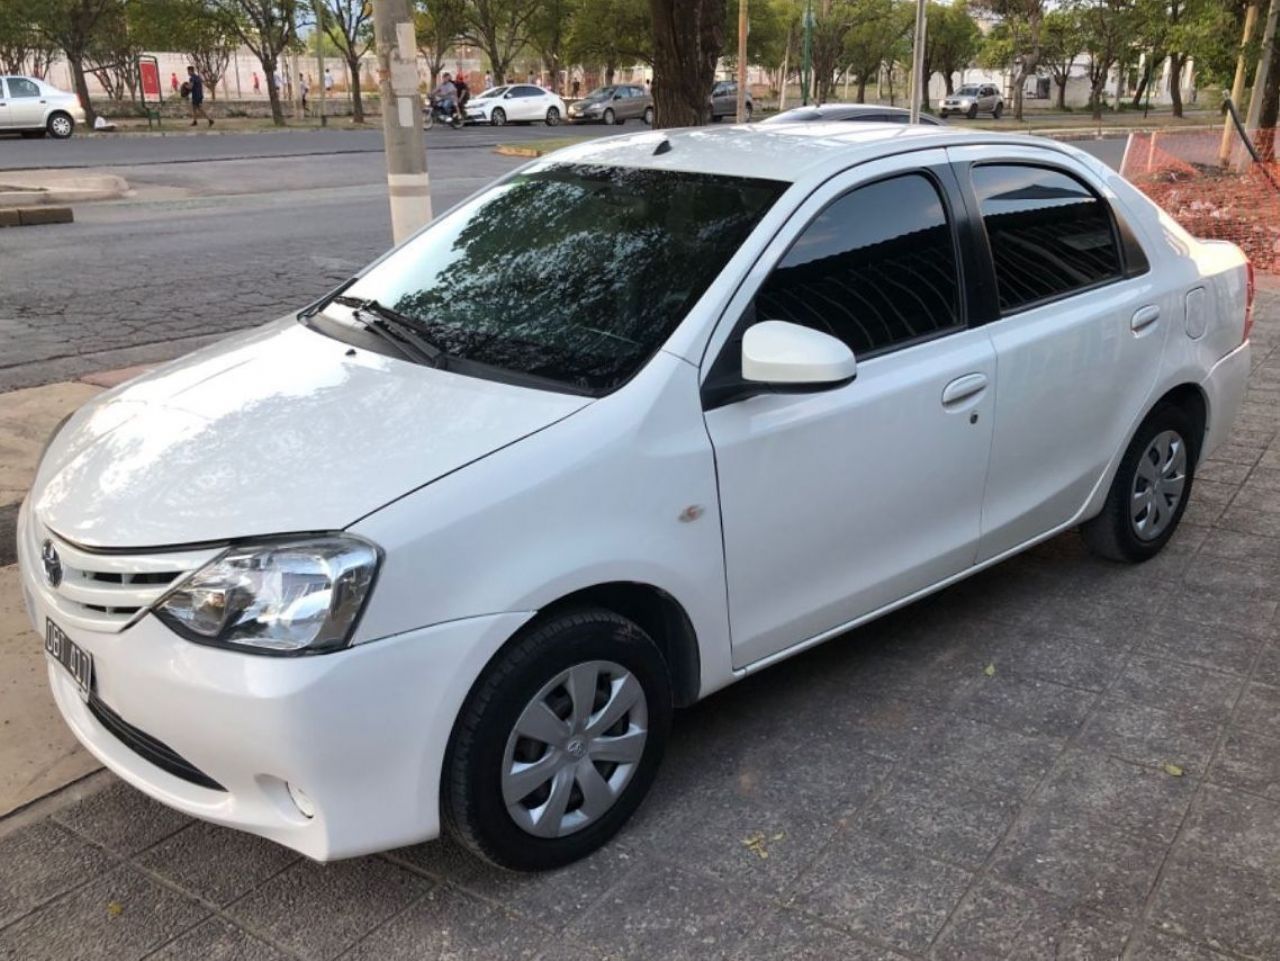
[331,295,447,368]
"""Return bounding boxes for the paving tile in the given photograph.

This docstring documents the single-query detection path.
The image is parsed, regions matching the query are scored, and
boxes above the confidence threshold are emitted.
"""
[931,878,1132,961]
[1016,597,1150,647]
[1232,682,1280,740]
[1127,928,1236,961]
[1151,849,1280,960]
[970,625,1132,693]
[1230,483,1280,515]
[149,917,292,961]
[1155,587,1278,640]
[1175,785,1280,879]
[790,832,972,953]
[1216,505,1280,539]
[52,780,191,857]
[1254,641,1280,687]
[1204,442,1263,467]
[1183,554,1280,600]
[135,821,299,908]
[1136,619,1263,677]
[951,674,1097,739]
[389,836,640,932]
[341,885,548,961]
[0,865,207,961]
[567,859,765,961]
[225,857,431,961]
[731,908,908,960]
[0,819,119,928]
[1209,728,1280,799]
[1194,460,1253,486]
[1076,697,1222,775]
[858,766,1019,868]
[1108,655,1244,721]
[910,713,1064,798]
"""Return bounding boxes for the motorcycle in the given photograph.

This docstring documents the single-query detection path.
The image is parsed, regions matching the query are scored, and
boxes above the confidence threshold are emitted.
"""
[424,98,464,130]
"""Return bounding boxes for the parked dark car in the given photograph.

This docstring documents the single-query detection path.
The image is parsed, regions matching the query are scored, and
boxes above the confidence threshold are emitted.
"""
[567,85,653,125]
[761,104,946,126]
[710,81,754,121]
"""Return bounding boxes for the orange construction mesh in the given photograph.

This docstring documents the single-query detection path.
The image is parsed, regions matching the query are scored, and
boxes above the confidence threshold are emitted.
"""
[1121,129,1280,272]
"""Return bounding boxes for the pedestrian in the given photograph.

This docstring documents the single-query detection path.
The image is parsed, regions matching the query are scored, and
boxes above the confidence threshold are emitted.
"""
[252,72,260,94]
[299,73,310,112]
[571,78,580,98]
[170,71,179,93]
[186,65,213,127]
[324,67,334,94]
[484,72,493,90]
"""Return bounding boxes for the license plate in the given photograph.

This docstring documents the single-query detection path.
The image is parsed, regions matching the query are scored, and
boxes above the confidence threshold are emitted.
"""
[45,619,92,702]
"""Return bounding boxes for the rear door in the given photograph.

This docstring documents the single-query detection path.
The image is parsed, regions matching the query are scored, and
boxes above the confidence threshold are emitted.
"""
[4,77,44,128]
[509,85,542,120]
[947,145,1169,561]
[0,80,11,128]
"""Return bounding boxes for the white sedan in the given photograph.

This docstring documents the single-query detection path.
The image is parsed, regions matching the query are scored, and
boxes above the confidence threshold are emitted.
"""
[465,83,566,126]
[1,75,85,138]
[21,123,1252,872]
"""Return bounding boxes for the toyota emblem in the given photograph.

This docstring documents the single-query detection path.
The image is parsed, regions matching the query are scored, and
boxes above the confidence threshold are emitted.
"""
[40,539,62,588]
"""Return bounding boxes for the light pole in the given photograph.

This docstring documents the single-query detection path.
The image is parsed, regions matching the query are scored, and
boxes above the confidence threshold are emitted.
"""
[736,0,748,122]
[801,0,813,106]
[373,0,431,242]
[908,0,926,123]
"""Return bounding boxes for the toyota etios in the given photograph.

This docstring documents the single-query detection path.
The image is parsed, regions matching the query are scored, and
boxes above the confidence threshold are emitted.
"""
[21,124,1252,871]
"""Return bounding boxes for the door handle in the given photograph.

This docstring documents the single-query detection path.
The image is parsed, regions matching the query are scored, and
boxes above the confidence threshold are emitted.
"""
[942,373,989,407]
[1131,305,1160,332]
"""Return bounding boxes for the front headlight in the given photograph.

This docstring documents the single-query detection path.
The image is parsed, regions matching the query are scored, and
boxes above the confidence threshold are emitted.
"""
[154,534,380,655]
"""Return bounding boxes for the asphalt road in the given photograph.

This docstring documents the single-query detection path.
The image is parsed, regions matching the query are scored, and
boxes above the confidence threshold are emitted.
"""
[0,125,1126,391]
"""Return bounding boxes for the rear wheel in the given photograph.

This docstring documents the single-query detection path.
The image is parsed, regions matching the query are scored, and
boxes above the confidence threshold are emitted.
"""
[545,106,560,126]
[490,107,507,126]
[966,103,978,119]
[992,101,1004,119]
[443,608,672,871]
[743,103,753,122]
[643,106,654,125]
[939,110,949,119]
[47,112,74,139]
[1081,403,1198,563]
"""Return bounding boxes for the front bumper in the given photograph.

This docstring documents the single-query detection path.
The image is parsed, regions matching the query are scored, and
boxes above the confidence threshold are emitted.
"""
[18,501,532,860]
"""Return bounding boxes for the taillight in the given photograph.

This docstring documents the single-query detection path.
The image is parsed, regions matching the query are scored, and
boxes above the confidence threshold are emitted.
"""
[1244,259,1256,343]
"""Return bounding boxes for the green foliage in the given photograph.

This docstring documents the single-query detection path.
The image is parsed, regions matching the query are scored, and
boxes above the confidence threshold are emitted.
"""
[842,0,913,97]
[722,0,790,70]
[565,0,652,72]
[0,0,59,74]
[924,0,980,89]
[414,0,464,82]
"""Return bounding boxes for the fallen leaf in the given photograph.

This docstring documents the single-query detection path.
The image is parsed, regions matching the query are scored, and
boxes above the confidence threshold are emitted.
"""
[983,663,997,677]
[742,832,770,859]
[106,902,124,918]
[1163,763,1185,777]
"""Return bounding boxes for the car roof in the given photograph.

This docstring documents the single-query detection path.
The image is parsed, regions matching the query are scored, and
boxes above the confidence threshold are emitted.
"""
[539,122,1077,184]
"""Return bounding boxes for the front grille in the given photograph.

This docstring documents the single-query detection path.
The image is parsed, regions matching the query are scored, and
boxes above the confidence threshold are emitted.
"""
[87,691,226,791]
[31,524,219,633]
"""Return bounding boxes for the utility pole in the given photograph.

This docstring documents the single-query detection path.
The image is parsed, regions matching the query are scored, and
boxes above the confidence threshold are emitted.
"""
[373,0,431,242]
[1246,0,1280,132]
[314,0,327,127]
[736,0,748,122]
[1220,0,1260,167]
[909,0,927,123]
[801,0,813,105]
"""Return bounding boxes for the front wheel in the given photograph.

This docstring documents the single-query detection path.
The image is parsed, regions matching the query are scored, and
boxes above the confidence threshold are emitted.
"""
[966,104,978,119]
[603,108,617,125]
[939,110,949,119]
[1080,403,1198,563]
[643,106,654,125]
[443,609,672,871]
[490,107,507,126]
[423,109,435,130]
[47,112,74,139]
[545,106,560,126]
[992,102,1004,119]
[743,103,753,122]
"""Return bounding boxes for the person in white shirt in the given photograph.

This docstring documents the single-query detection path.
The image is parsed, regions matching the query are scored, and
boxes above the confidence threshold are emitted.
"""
[324,68,334,93]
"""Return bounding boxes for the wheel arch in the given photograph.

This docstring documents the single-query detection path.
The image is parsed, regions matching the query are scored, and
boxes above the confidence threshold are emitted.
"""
[1151,382,1209,463]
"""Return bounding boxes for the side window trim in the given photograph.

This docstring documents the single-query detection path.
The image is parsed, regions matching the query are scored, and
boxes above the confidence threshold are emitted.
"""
[960,158,1134,319]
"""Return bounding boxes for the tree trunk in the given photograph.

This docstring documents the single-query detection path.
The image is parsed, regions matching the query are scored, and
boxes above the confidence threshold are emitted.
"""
[1169,52,1185,118]
[1258,37,1280,159]
[649,0,725,127]
[1055,75,1066,110]
[605,61,615,85]
[263,57,284,125]
[944,72,954,95]
[1132,57,1154,108]
[856,76,867,103]
[70,57,97,126]
[348,54,364,122]
[1090,75,1107,120]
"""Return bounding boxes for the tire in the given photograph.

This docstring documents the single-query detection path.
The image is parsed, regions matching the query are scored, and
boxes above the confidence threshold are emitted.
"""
[711,113,723,122]
[47,112,74,139]
[643,106,654,125]
[423,110,435,130]
[992,101,1004,119]
[743,103,753,122]
[490,107,506,126]
[603,108,617,125]
[966,104,978,120]
[939,110,949,119]
[1080,403,1198,563]
[443,608,673,871]
[545,106,560,126]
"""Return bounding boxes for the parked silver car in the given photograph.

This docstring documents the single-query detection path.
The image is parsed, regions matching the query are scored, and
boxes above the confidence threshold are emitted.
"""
[1,76,85,138]
[710,80,753,121]
[568,85,653,125]
[939,83,1004,119]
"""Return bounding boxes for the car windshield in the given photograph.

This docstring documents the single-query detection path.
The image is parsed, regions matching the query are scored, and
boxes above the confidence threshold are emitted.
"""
[480,85,507,98]
[340,163,786,393]
[957,86,981,96]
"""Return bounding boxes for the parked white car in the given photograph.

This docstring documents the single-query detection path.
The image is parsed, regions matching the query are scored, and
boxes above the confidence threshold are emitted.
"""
[465,83,566,126]
[1,75,85,138]
[21,124,1253,871]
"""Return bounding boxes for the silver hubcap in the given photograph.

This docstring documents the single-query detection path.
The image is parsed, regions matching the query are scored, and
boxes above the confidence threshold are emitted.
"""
[51,117,71,136]
[502,660,648,839]
[1131,429,1187,541]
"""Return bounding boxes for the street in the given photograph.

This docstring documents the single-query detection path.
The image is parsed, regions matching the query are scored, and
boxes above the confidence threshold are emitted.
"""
[0,126,1126,391]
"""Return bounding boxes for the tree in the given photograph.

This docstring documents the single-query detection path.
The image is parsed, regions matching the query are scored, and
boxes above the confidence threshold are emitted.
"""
[415,0,464,87]
[971,0,1046,119]
[0,0,59,76]
[566,0,652,86]
[843,0,911,102]
[1041,6,1085,109]
[208,0,299,124]
[649,0,725,125]
[33,0,120,125]
[84,0,142,101]
[460,0,542,83]
[923,0,980,96]
[319,0,374,120]
[1165,0,1235,117]
[1077,0,1137,119]
[529,0,574,92]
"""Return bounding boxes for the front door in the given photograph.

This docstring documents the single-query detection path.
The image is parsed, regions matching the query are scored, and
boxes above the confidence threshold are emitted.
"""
[946,147,1172,561]
[4,77,45,128]
[703,154,997,668]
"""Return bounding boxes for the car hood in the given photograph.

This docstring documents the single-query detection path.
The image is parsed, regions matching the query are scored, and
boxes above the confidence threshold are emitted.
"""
[32,319,591,549]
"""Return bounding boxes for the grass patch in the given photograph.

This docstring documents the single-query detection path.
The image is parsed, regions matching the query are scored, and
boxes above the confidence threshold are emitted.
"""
[495,135,593,157]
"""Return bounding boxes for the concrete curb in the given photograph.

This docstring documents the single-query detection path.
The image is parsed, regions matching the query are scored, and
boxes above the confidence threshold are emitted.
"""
[0,207,73,227]
[0,173,128,206]
[494,145,544,157]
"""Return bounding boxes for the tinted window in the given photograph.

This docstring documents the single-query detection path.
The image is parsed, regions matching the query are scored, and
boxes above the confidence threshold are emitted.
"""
[972,164,1122,312]
[343,164,785,393]
[7,78,39,98]
[513,85,540,97]
[755,174,961,356]
[854,112,908,123]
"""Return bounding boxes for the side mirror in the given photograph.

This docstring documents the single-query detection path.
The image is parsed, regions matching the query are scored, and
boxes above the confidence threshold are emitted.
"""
[504,91,514,99]
[741,321,856,387]
[613,92,623,100]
